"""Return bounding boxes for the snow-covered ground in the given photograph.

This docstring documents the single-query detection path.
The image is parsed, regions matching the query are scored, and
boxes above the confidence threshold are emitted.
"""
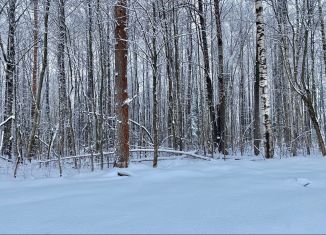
[1,157,326,234]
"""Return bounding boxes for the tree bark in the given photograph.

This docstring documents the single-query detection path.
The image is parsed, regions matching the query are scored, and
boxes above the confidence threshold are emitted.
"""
[31,0,39,118]
[198,0,219,153]
[114,0,129,168]
[254,42,261,156]
[1,0,16,158]
[255,0,274,158]
[160,0,177,149]
[152,3,159,168]
[86,0,95,151]
[214,0,227,155]
[318,0,326,139]
[57,0,68,162]
[96,0,105,169]
[27,0,51,161]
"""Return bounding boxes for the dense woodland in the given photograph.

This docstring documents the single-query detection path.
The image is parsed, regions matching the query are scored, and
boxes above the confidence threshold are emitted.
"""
[0,0,326,174]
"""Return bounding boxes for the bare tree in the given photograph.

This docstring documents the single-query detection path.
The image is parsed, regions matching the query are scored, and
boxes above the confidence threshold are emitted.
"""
[198,0,219,153]
[27,0,51,161]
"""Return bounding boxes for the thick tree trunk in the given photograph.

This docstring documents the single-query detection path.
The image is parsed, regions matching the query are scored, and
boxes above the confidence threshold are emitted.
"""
[318,0,326,140]
[318,0,326,80]
[255,0,274,158]
[1,0,16,158]
[160,0,177,149]
[253,43,261,156]
[27,0,51,161]
[214,0,227,155]
[96,0,105,168]
[86,0,95,151]
[300,1,326,156]
[29,0,39,159]
[57,0,68,164]
[198,0,219,152]
[303,95,326,156]
[114,0,129,168]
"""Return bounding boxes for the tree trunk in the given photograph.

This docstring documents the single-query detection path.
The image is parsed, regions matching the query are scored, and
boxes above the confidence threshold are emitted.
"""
[96,0,105,169]
[303,95,326,156]
[255,0,274,158]
[86,0,95,151]
[318,0,326,82]
[152,3,159,168]
[114,0,129,168]
[57,0,68,162]
[214,0,227,155]
[27,0,51,161]
[172,8,183,151]
[160,0,177,149]
[318,0,326,140]
[300,1,326,156]
[253,42,261,156]
[198,0,219,152]
[1,0,16,158]
[31,0,39,118]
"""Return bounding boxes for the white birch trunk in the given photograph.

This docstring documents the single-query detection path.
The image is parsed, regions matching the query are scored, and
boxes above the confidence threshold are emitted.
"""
[255,0,274,158]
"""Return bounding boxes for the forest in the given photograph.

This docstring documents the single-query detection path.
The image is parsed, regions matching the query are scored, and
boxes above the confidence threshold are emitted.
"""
[0,0,326,173]
[1,0,326,234]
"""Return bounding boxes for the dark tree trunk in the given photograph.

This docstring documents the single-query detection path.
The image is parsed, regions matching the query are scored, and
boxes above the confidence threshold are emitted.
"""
[253,42,260,156]
[198,0,219,152]
[57,0,67,173]
[152,3,159,168]
[1,0,16,158]
[214,0,227,154]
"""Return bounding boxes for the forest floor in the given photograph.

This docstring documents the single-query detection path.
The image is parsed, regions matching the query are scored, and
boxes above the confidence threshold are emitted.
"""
[1,156,326,234]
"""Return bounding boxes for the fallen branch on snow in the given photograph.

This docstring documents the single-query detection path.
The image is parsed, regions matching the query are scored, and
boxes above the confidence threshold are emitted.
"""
[130,148,212,161]
[34,148,211,165]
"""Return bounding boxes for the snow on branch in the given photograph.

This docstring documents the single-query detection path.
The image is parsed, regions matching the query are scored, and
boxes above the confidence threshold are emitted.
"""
[35,148,212,165]
[129,119,154,144]
[130,148,212,161]
[0,116,15,128]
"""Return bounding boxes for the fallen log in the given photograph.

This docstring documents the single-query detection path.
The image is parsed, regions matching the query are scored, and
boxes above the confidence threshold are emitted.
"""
[130,148,212,161]
[34,148,211,165]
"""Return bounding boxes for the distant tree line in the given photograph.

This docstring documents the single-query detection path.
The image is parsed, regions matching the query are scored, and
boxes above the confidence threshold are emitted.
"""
[0,0,325,173]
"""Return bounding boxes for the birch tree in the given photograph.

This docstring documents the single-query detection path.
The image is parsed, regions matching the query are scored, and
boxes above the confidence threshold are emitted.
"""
[255,0,274,158]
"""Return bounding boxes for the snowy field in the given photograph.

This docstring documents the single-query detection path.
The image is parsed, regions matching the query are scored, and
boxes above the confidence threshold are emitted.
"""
[1,157,326,234]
